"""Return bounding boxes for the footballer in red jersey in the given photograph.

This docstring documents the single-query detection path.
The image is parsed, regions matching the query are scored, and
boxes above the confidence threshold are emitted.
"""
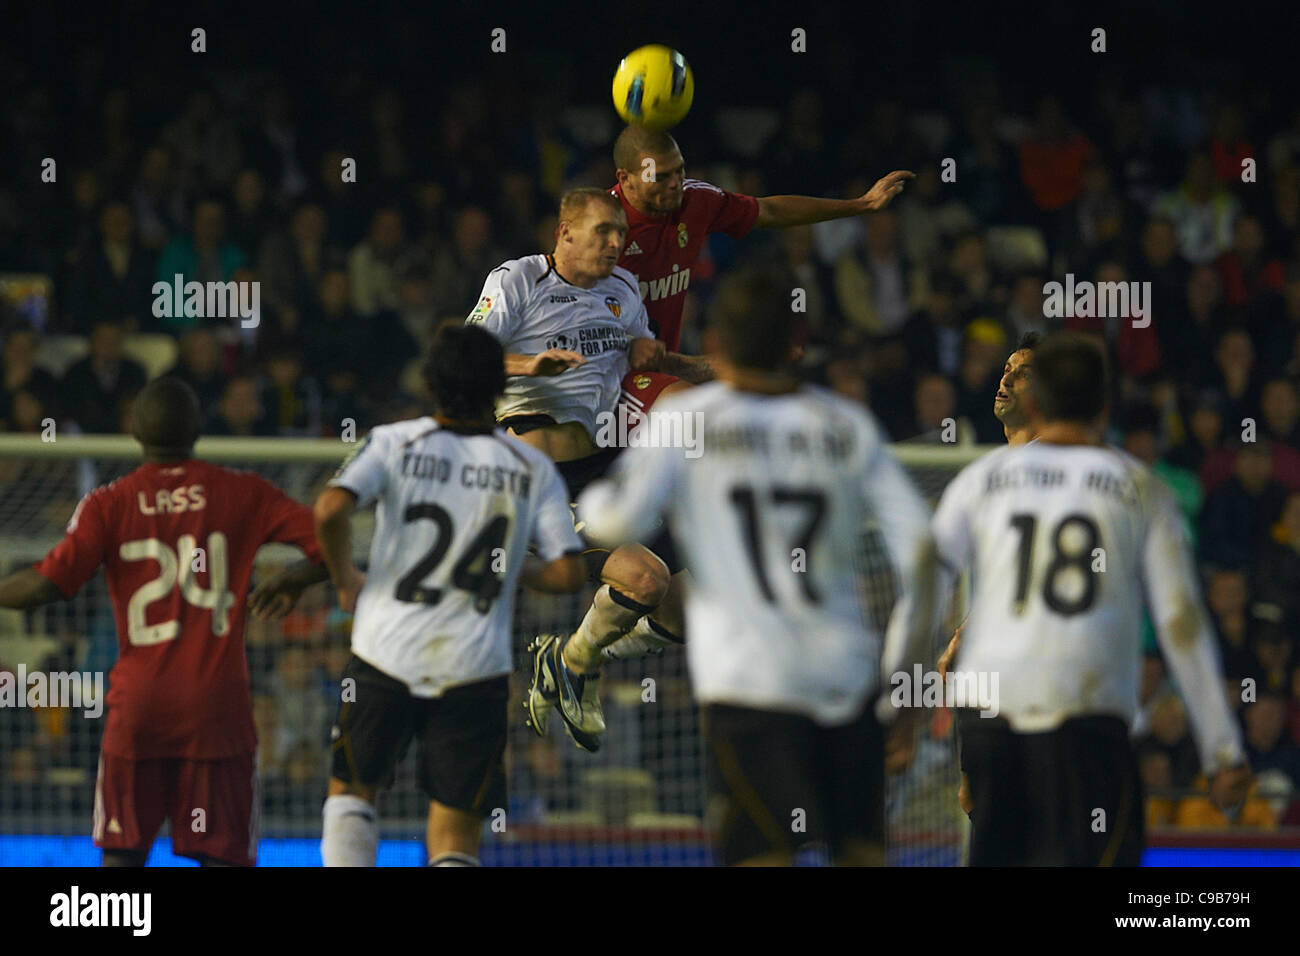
[609,124,914,362]
[0,377,326,866]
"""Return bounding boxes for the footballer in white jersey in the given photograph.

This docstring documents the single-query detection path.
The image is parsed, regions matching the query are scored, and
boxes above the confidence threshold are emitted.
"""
[883,332,1251,866]
[466,251,651,443]
[468,189,709,757]
[579,266,933,866]
[313,325,585,867]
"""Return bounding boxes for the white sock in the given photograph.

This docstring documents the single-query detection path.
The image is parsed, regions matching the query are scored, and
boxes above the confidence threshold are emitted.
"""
[602,616,685,661]
[566,585,654,671]
[321,794,378,867]
[429,852,480,866]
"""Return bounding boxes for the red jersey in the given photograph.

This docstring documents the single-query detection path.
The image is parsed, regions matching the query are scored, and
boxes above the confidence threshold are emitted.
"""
[611,178,760,351]
[35,460,322,760]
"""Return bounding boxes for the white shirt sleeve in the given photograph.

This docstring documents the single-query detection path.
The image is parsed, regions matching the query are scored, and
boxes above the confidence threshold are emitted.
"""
[1142,478,1246,775]
[328,429,391,509]
[883,460,967,691]
[862,420,933,580]
[531,458,584,562]
[465,263,525,345]
[576,443,682,547]
[626,292,652,341]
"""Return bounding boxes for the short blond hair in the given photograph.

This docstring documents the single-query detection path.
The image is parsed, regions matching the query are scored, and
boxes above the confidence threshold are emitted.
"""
[558,187,623,224]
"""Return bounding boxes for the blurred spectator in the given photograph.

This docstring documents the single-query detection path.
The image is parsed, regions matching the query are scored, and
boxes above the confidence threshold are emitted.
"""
[946,231,998,319]
[1255,492,1300,626]
[1134,693,1200,788]
[902,275,966,378]
[243,85,310,204]
[1246,616,1294,698]
[306,147,370,248]
[1199,440,1288,570]
[778,225,834,342]
[834,210,927,337]
[429,205,507,316]
[953,320,1007,442]
[1216,214,1285,314]
[348,207,408,316]
[228,168,273,260]
[1140,218,1193,364]
[60,319,147,434]
[130,144,186,251]
[154,195,248,331]
[901,372,969,443]
[65,200,156,334]
[392,256,439,354]
[953,98,1022,224]
[1,327,59,427]
[1003,271,1050,342]
[1155,151,1240,265]
[207,374,274,436]
[1259,377,1300,448]
[1018,95,1094,257]
[1208,104,1254,186]
[1208,327,1260,431]
[896,164,976,271]
[1204,567,1253,678]
[1121,404,1201,538]
[160,88,243,193]
[270,644,330,757]
[260,346,323,437]
[165,326,226,425]
[259,200,336,330]
[1242,693,1300,788]
[1165,390,1224,473]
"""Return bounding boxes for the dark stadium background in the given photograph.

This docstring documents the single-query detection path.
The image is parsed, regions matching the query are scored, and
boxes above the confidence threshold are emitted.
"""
[2,0,1299,865]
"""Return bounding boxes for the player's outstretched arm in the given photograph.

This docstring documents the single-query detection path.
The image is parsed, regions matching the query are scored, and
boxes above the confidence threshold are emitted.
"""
[313,487,366,613]
[504,350,586,377]
[249,559,332,621]
[520,553,585,594]
[753,170,915,229]
[0,568,65,610]
[1143,484,1249,807]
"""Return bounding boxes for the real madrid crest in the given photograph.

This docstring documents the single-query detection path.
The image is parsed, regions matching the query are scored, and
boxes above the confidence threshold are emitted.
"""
[605,295,621,317]
[676,223,688,248]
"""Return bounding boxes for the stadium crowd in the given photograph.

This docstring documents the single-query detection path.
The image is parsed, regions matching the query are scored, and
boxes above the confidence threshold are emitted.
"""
[2,57,1300,830]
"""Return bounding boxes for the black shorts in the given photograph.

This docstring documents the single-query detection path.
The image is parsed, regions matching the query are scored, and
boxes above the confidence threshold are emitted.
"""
[957,711,1144,866]
[701,701,884,864]
[329,655,508,816]
[554,446,684,576]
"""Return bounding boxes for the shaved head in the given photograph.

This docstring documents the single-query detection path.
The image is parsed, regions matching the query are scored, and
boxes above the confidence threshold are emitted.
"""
[614,125,680,174]
[132,376,200,456]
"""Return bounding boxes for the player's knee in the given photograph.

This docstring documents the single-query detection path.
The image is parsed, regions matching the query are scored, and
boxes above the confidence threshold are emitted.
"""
[604,545,670,607]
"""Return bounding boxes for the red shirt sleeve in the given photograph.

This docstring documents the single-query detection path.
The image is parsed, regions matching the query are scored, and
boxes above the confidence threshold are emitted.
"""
[702,184,760,239]
[255,477,324,561]
[34,490,110,598]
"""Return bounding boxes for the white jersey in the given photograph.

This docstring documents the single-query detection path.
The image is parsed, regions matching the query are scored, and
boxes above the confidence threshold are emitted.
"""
[884,441,1244,773]
[330,417,581,697]
[466,254,651,441]
[577,382,932,725]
